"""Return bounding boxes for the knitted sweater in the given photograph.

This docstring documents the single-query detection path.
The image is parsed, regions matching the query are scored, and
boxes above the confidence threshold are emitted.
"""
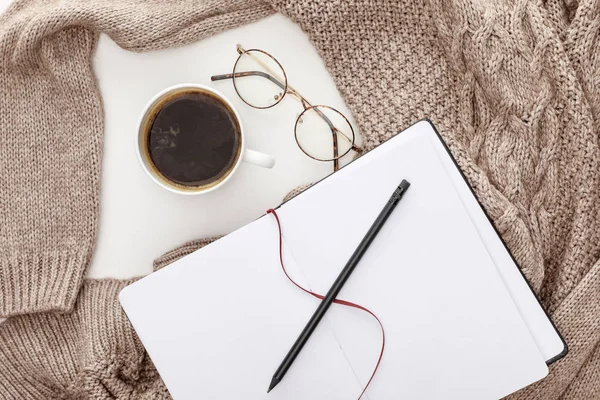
[1,0,599,398]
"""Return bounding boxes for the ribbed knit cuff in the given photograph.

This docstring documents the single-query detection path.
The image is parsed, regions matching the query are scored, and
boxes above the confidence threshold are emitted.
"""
[0,279,170,399]
[0,250,89,317]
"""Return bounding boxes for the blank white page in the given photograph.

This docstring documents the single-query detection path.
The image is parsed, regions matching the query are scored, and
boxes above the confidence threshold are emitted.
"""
[120,216,363,400]
[419,122,566,362]
[276,133,548,399]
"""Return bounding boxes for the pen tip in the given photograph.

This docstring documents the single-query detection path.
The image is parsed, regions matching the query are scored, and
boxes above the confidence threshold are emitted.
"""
[400,179,411,190]
[268,376,280,394]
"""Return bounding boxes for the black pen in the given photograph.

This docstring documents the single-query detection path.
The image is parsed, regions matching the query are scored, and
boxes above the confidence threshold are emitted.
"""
[268,179,411,393]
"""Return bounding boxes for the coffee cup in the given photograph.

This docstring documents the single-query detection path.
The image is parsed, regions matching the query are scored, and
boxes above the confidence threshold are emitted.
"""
[136,83,275,195]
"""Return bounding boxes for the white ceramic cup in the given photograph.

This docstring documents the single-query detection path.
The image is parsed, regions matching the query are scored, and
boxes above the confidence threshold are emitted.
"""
[136,83,275,195]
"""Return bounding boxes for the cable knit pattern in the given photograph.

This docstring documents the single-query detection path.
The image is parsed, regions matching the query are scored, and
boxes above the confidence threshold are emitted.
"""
[1,0,600,398]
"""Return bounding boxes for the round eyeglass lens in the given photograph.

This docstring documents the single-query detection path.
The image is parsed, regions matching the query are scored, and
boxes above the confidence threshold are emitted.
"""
[295,106,355,161]
[233,49,287,109]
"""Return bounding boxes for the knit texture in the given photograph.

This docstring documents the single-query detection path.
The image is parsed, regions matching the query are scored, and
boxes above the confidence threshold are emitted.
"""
[153,238,219,272]
[0,0,274,318]
[0,279,172,398]
[0,0,599,398]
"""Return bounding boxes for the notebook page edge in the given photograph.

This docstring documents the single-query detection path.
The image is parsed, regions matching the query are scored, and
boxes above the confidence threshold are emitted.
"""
[419,121,567,363]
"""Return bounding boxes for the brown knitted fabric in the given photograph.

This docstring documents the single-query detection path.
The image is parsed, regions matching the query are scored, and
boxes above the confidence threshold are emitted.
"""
[0,0,274,318]
[1,0,600,398]
[0,279,172,398]
[152,238,219,272]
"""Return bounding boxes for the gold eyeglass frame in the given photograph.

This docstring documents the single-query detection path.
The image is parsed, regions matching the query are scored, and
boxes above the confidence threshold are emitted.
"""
[211,44,361,172]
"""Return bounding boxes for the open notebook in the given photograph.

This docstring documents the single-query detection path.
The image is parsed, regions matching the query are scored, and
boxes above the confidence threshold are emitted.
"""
[120,120,566,399]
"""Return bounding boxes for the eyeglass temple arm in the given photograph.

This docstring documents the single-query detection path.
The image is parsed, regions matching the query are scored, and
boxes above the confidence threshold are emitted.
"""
[308,105,339,169]
[311,104,360,164]
[310,106,357,147]
[211,71,286,91]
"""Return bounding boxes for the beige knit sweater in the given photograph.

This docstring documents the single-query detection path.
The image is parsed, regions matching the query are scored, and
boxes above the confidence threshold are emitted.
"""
[0,0,599,398]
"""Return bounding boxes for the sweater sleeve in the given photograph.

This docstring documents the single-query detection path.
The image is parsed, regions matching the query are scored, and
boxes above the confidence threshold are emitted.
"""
[0,24,101,317]
[0,237,220,399]
[0,0,274,317]
[0,279,172,399]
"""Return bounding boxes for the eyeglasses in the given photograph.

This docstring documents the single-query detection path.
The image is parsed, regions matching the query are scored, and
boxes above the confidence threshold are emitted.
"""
[211,45,361,172]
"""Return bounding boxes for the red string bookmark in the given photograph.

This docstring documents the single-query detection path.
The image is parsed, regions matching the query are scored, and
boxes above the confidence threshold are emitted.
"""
[266,208,385,399]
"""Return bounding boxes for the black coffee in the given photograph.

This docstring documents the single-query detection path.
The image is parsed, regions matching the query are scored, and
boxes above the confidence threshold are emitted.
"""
[146,90,241,188]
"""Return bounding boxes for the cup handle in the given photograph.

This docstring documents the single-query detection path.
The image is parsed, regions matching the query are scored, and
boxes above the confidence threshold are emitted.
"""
[243,149,275,169]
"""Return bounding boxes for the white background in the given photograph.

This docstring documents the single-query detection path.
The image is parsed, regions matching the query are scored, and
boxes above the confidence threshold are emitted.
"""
[0,0,357,280]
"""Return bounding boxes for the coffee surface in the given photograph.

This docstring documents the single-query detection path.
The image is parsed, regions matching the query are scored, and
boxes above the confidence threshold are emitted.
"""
[148,91,240,187]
